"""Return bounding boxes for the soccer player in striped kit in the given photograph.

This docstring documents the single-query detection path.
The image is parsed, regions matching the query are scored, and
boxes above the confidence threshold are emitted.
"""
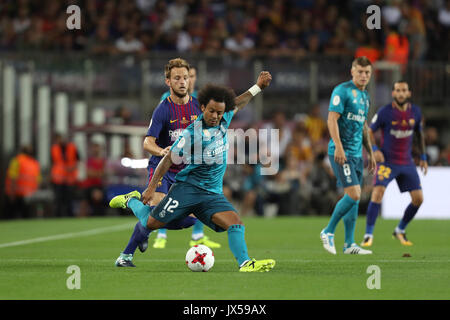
[115,58,219,267]
[361,80,428,247]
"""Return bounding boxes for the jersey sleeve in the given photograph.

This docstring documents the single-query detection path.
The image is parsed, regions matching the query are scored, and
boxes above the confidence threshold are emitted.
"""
[328,86,346,114]
[146,104,166,137]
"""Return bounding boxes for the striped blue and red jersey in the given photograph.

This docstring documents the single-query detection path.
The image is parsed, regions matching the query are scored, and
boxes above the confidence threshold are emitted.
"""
[146,96,201,172]
[370,102,423,165]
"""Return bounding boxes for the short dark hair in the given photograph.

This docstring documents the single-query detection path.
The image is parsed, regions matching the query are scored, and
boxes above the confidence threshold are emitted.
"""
[352,56,372,68]
[392,80,410,91]
[198,84,236,112]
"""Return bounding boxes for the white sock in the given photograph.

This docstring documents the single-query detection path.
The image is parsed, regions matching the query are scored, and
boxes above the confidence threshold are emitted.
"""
[191,233,204,241]
[395,227,405,234]
[156,233,167,239]
[364,234,373,239]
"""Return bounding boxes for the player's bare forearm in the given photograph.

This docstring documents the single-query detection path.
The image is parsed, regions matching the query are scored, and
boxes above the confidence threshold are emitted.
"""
[327,112,343,150]
[233,71,272,114]
[363,122,377,173]
[327,111,347,165]
[143,136,170,157]
[363,122,374,155]
[417,129,426,156]
[233,91,254,113]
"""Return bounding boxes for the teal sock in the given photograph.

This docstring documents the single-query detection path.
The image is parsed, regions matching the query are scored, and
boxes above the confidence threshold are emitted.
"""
[192,219,204,238]
[324,194,358,234]
[343,201,359,247]
[227,224,250,267]
[127,198,151,229]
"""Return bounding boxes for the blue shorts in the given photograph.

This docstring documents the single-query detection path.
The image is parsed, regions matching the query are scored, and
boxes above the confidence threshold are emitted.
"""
[374,162,421,192]
[329,155,364,188]
[147,166,177,194]
[150,182,237,232]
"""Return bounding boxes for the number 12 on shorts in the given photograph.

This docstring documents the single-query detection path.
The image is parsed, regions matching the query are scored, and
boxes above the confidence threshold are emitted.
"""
[163,197,179,213]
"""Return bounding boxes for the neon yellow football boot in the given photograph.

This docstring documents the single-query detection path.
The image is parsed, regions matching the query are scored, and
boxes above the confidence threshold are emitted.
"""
[109,191,141,209]
[189,236,221,248]
[239,259,276,272]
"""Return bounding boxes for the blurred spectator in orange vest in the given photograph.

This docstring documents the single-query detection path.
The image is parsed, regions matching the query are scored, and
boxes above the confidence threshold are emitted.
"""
[354,30,381,64]
[4,145,41,219]
[51,133,79,217]
[383,26,409,72]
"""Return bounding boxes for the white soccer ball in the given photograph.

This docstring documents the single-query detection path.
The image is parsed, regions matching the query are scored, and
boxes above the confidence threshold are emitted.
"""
[185,244,215,272]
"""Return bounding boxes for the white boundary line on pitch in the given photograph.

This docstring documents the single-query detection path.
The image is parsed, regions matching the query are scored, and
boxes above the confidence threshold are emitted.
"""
[0,222,135,249]
[2,258,450,263]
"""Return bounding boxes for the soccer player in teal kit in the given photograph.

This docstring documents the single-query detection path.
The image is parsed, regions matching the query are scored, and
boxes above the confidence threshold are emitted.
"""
[110,72,276,272]
[320,56,377,255]
[361,80,427,247]
[152,64,221,250]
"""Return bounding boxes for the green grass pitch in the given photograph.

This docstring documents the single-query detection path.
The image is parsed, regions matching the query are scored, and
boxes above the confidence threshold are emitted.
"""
[0,216,449,300]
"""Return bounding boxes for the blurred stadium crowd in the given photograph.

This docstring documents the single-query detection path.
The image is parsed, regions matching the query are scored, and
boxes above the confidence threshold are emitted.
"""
[1,0,450,220]
[0,0,449,62]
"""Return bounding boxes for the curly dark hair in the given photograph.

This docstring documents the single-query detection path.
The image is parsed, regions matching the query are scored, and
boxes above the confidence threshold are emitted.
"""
[197,84,236,112]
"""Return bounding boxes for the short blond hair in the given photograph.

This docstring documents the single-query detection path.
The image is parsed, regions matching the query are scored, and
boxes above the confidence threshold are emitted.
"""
[165,58,190,79]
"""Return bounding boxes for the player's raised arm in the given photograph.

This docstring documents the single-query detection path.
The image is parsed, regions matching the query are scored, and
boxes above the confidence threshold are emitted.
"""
[141,151,174,204]
[233,71,272,114]
[327,111,347,165]
[363,121,376,174]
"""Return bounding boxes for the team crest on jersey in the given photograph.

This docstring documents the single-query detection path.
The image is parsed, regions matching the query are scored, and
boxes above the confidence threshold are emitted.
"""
[352,89,357,98]
[203,129,211,138]
[181,117,189,125]
[191,115,197,121]
[409,118,415,126]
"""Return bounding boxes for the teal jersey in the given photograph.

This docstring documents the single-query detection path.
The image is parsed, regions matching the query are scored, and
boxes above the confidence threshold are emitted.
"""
[327,80,370,158]
[170,110,234,194]
[160,90,198,103]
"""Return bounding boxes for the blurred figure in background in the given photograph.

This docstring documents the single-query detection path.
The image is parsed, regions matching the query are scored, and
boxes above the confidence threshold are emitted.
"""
[4,145,41,219]
[78,142,107,216]
[51,133,80,217]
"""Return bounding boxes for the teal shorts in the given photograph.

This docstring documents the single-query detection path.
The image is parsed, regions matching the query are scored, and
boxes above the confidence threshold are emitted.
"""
[329,155,364,188]
[150,182,237,232]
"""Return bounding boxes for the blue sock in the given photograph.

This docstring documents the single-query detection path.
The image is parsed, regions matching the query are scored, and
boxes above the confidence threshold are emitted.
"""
[192,219,204,239]
[127,198,152,229]
[398,203,419,231]
[343,201,359,247]
[157,228,167,238]
[324,194,358,234]
[123,222,152,255]
[227,224,250,267]
[365,201,381,235]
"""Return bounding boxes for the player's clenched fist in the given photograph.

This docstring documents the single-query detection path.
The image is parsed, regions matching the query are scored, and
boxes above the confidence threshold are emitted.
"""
[257,71,272,90]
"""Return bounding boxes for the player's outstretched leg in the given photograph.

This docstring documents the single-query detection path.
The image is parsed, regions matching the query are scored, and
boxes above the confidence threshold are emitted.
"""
[189,220,221,248]
[321,194,358,254]
[342,201,371,254]
[109,191,153,267]
[393,203,419,246]
[153,228,167,249]
[225,224,275,272]
[362,201,381,247]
